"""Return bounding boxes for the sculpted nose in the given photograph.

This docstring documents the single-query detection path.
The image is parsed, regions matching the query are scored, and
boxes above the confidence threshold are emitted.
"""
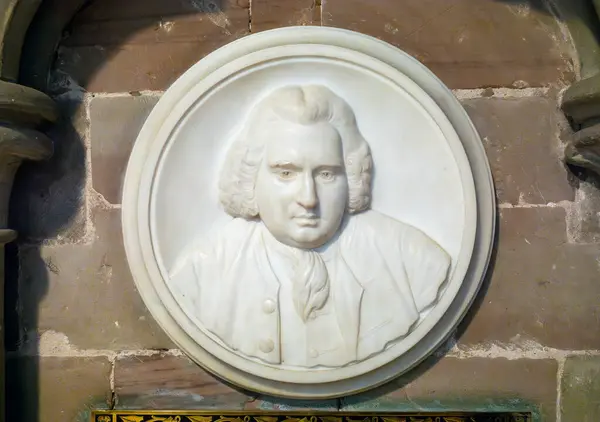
[297,174,318,209]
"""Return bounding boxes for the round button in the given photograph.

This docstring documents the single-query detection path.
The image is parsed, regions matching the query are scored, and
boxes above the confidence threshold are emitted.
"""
[308,348,318,358]
[262,299,276,314]
[259,339,274,353]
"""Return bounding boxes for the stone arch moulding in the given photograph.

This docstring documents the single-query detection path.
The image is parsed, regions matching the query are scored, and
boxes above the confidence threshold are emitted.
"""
[121,26,496,398]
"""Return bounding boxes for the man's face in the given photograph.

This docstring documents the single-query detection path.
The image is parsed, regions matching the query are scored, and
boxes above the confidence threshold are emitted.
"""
[255,120,348,249]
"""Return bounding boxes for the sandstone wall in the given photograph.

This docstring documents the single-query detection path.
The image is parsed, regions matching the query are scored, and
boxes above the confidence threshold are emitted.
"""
[7,1,600,421]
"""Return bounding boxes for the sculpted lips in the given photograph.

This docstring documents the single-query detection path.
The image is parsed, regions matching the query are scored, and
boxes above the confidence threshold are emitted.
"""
[294,214,319,227]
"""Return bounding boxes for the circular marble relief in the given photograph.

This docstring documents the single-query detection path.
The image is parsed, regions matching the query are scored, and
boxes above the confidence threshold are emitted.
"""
[122,26,495,398]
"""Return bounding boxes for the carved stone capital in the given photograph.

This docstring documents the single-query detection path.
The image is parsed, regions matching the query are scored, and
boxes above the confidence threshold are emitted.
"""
[564,121,600,172]
[557,1,600,176]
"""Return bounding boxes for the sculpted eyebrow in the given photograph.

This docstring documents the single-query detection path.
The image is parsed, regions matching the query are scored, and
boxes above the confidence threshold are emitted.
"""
[315,164,343,172]
[269,161,301,170]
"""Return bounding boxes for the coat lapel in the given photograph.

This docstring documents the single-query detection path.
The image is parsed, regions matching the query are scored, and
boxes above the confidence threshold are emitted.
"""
[253,227,282,294]
[330,252,364,361]
[251,227,282,362]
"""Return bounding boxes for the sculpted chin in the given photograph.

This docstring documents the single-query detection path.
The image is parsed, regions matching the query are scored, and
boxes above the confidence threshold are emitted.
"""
[170,85,451,368]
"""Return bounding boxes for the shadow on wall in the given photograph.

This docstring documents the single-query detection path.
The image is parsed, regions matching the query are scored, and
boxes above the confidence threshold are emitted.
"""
[3,0,593,420]
[20,0,236,93]
[5,83,88,420]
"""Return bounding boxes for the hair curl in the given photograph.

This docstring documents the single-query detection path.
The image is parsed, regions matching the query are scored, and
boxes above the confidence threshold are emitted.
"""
[218,85,372,218]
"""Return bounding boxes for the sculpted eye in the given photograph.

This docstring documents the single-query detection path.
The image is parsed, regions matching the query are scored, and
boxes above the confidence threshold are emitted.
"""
[277,169,296,180]
[318,170,335,182]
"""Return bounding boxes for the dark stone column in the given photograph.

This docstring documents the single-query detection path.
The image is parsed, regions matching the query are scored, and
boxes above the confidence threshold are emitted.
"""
[0,1,57,420]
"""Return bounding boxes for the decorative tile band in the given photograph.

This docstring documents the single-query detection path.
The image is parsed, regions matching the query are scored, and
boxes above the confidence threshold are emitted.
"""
[92,411,532,422]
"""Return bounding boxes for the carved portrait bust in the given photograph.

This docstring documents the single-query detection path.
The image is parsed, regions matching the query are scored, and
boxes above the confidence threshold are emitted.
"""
[169,85,450,367]
[122,27,494,398]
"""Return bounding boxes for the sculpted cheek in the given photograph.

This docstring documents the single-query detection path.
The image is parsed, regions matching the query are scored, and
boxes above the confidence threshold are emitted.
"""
[333,182,349,204]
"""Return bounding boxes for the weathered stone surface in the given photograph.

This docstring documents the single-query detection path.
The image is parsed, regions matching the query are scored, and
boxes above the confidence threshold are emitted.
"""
[245,397,337,410]
[460,207,600,350]
[342,357,557,421]
[561,356,600,422]
[12,0,593,413]
[6,356,111,422]
[251,0,319,32]
[90,95,159,204]
[462,97,574,205]
[56,0,249,92]
[18,208,174,350]
[115,354,253,409]
[10,94,88,244]
[73,0,247,21]
[567,173,600,243]
[322,0,574,88]
[19,0,89,92]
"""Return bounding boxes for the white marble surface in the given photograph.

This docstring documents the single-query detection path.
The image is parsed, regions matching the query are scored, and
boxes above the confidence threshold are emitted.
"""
[122,26,494,398]
[169,85,451,368]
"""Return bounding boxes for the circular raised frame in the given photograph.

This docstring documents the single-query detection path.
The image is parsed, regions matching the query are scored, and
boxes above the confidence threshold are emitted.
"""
[152,44,476,382]
[122,26,495,398]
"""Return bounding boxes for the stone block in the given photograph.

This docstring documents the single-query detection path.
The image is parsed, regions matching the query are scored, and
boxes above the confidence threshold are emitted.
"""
[56,0,249,92]
[10,94,88,244]
[114,354,253,409]
[322,0,574,88]
[462,97,574,205]
[561,356,600,422]
[18,207,174,350]
[460,207,600,350]
[90,95,159,204]
[70,0,249,22]
[342,357,557,421]
[251,0,320,32]
[6,356,111,422]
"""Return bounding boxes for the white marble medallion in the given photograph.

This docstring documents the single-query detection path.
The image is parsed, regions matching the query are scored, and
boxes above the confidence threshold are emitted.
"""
[122,26,495,398]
